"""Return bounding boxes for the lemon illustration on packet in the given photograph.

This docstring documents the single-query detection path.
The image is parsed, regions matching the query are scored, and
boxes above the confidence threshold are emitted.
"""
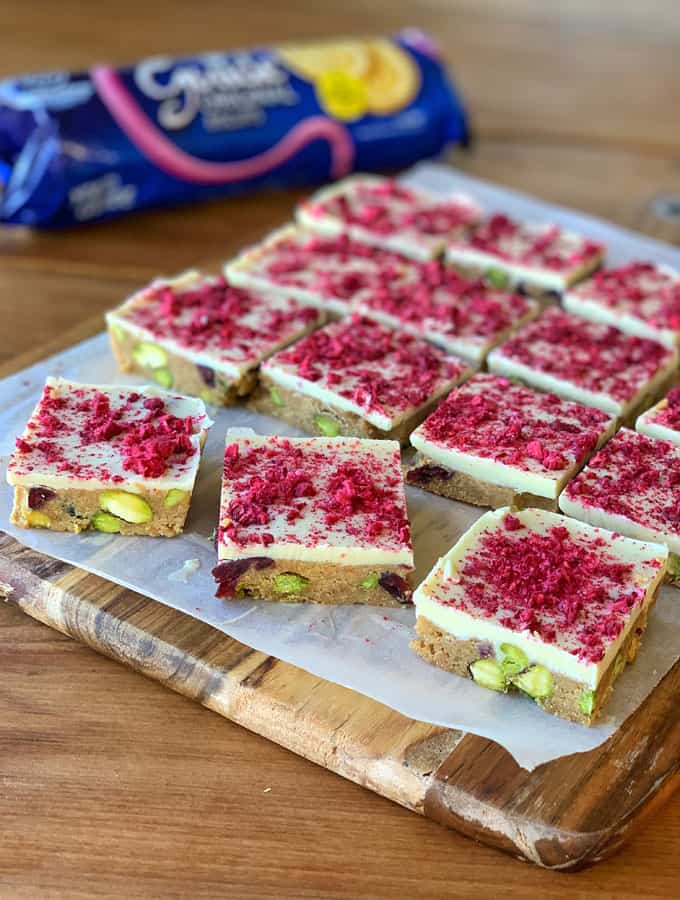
[316,70,368,121]
[279,37,420,120]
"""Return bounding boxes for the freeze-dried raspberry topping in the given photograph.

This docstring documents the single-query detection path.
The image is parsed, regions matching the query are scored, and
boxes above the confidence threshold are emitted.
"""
[357,262,533,350]
[564,428,680,537]
[454,214,604,272]
[9,380,206,485]
[120,274,320,368]
[219,436,412,553]
[503,514,522,531]
[318,460,410,545]
[243,230,413,307]
[571,262,680,330]
[493,308,673,404]
[75,390,196,478]
[646,386,680,431]
[118,414,196,478]
[447,520,643,663]
[415,373,611,474]
[264,317,466,424]
[306,178,479,239]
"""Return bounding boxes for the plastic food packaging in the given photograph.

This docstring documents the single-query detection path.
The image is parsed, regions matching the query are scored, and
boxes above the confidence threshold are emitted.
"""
[0,30,469,228]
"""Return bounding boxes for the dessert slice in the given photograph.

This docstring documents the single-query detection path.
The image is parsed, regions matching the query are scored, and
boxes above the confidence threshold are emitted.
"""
[7,377,211,536]
[406,373,615,510]
[249,316,473,444]
[487,307,678,419]
[564,261,680,348]
[213,433,414,605]
[445,213,605,296]
[225,224,415,316]
[559,428,680,583]
[297,174,482,261]
[106,270,323,405]
[412,507,667,725]
[636,385,680,447]
[353,263,540,364]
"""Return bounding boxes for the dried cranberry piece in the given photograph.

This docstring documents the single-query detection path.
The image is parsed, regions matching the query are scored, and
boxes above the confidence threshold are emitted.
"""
[211,556,274,598]
[197,365,216,387]
[28,487,56,509]
[212,559,249,583]
[406,464,452,485]
[379,573,412,604]
[477,641,494,659]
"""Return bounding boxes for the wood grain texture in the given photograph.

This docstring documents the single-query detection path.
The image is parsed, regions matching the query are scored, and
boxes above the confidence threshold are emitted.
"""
[1,534,678,872]
[2,1,680,156]
[3,143,680,280]
[2,0,680,895]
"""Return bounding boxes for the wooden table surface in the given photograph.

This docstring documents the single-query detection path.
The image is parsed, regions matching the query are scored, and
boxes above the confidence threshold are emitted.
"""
[1,2,679,897]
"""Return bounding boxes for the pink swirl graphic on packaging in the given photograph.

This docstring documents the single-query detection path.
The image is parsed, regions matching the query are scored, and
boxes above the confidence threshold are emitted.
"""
[90,65,355,183]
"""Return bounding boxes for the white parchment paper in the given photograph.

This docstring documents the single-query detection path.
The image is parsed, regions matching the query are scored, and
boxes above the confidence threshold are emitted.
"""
[1,163,679,771]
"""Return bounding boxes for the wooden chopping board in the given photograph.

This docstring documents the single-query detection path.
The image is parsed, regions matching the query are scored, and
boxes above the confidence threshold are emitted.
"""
[1,531,677,871]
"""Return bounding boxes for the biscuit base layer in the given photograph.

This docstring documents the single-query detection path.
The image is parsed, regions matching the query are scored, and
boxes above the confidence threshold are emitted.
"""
[215,558,413,606]
[404,453,558,511]
[11,484,191,537]
[109,324,257,406]
[249,374,439,446]
[411,602,654,726]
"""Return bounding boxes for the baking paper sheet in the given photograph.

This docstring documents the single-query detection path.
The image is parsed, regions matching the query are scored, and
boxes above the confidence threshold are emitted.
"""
[1,163,679,771]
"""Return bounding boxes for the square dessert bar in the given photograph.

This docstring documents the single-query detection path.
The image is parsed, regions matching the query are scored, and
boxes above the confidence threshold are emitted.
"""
[412,507,667,726]
[7,377,211,536]
[487,307,678,419]
[213,433,414,605]
[297,174,482,261]
[559,428,680,583]
[564,261,680,348]
[353,263,539,364]
[106,270,323,405]
[406,373,616,510]
[249,316,473,444]
[225,224,415,316]
[636,385,680,447]
[445,213,605,296]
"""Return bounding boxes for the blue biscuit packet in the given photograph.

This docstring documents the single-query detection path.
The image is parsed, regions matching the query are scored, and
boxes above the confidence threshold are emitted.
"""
[0,31,469,228]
